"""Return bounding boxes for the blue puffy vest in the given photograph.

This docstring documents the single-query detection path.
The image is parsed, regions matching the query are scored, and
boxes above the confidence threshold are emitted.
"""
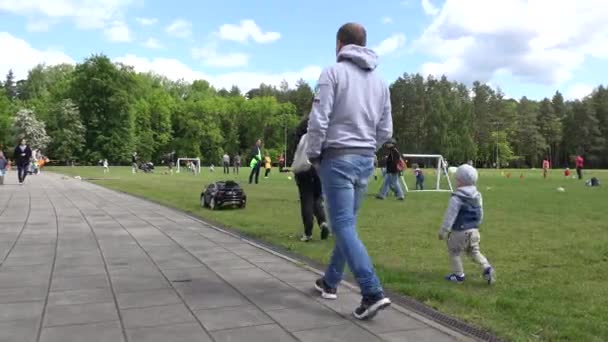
[451,194,482,231]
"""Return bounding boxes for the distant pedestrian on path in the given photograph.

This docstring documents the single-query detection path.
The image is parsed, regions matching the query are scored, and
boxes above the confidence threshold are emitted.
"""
[438,164,496,285]
[233,154,241,175]
[103,159,109,173]
[223,153,230,174]
[0,151,7,185]
[249,139,262,184]
[307,23,392,320]
[575,155,584,180]
[13,138,32,185]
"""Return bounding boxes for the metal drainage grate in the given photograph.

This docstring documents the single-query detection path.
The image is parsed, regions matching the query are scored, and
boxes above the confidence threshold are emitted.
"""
[386,292,505,342]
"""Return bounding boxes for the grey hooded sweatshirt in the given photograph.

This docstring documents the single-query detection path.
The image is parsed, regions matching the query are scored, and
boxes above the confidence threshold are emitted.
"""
[306,44,393,161]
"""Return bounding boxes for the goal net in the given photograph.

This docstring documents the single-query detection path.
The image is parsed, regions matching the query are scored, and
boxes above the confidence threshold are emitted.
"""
[176,158,201,174]
[400,154,453,192]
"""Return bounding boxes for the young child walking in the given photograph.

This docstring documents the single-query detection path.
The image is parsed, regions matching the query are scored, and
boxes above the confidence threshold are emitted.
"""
[415,167,424,190]
[438,164,496,284]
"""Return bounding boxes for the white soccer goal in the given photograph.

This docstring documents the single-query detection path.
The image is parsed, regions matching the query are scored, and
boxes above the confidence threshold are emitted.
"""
[176,158,201,174]
[400,154,453,192]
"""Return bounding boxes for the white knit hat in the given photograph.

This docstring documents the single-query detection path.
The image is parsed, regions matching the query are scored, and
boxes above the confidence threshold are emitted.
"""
[455,164,478,185]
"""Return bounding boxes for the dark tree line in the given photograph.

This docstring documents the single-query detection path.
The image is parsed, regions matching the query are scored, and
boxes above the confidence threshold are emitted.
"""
[390,74,607,168]
[1,54,606,168]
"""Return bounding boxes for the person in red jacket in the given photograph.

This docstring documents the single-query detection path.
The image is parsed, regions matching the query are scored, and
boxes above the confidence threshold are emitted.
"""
[575,155,584,180]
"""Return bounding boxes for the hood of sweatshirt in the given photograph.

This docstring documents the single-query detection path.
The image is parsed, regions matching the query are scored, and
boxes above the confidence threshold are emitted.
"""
[454,185,481,206]
[337,45,378,71]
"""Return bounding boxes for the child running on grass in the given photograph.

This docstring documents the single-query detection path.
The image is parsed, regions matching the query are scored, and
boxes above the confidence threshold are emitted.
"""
[438,164,496,284]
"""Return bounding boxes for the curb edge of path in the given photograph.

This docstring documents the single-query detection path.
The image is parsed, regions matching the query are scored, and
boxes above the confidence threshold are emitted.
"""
[67,174,504,342]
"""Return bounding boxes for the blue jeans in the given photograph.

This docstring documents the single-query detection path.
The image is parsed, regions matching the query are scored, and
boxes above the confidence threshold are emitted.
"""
[319,155,383,297]
[378,173,404,199]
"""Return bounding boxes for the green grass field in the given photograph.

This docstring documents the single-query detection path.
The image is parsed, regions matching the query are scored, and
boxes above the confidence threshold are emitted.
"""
[47,165,608,341]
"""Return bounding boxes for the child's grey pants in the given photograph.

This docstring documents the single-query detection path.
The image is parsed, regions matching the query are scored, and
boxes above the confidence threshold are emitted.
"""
[447,229,490,275]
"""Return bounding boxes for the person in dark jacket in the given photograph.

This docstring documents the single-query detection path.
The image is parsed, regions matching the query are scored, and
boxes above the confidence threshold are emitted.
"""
[293,118,329,242]
[13,138,32,185]
[376,138,404,200]
[248,139,263,184]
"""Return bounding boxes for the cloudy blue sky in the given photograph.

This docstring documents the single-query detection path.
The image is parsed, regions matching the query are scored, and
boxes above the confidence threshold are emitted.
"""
[1,0,606,100]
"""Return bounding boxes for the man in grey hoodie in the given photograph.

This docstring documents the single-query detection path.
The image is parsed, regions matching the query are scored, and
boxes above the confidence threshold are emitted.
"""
[307,22,392,320]
[438,164,496,284]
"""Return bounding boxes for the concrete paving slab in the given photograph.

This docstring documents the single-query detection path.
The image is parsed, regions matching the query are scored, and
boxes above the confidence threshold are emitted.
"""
[194,304,274,331]
[126,322,212,342]
[121,303,196,328]
[211,324,298,342]
[44,302,118,327]
[39,320,124,342]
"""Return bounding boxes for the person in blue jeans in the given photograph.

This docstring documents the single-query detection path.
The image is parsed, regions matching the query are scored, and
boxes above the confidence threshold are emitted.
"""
[376,138,404,200]
[306,22,392,320]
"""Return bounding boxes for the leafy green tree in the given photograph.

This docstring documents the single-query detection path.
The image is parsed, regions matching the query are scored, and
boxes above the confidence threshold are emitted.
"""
[0,88,15,148]
[567,100,605,166]
[12,108,51,151]
[70,55,136,163]
[47,99,85,163]
[288,79,314,116]
[3,69,17,100]
[513,97,546,167]
[537,98,562,163]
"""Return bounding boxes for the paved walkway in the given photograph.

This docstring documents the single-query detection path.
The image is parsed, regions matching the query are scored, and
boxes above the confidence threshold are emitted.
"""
[0,173,472,342]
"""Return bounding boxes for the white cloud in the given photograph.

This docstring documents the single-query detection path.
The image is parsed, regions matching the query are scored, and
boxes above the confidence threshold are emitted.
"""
[218,20,280,44]
[421,0,439,16]
[565,83,594,100]
[104,21,132,42]
[382,17,393,24]
[114,54,321,93]
[0,32,75,80]
[374,34,407,56]
[136,17,157,26]
[192,44,248,68]
[165,19,192,38]
[142,38,163,49]
[0,0,135,30]
[26,19,54,32]
[417,0,608,86]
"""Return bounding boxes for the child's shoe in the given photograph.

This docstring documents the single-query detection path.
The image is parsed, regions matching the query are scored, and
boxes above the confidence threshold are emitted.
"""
[483,267,496,285]
[445,273,465,283]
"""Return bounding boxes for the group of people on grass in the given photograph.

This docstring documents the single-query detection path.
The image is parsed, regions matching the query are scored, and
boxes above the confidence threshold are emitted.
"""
[244,140,286,184]
[222,153,242,175]
[285,23,497,321]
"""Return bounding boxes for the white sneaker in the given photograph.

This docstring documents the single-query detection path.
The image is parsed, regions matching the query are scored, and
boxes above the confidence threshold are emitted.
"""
[300,235,312,242]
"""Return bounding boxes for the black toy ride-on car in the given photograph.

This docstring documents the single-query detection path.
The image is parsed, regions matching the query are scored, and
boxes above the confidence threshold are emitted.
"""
[201,181,246,210]
[139,162,155,173]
